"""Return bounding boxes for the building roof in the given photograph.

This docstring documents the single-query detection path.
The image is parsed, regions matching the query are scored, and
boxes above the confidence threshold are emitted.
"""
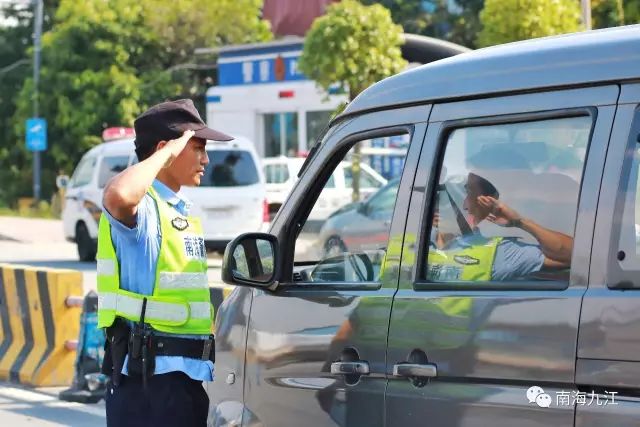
[341,25,640,118]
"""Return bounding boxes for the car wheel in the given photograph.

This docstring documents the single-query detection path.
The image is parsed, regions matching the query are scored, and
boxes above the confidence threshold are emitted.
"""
[76,222,96,262]
[324,236,347,258]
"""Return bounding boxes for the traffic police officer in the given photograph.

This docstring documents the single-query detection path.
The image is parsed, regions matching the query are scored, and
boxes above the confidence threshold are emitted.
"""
[98,99,233,427]
[427,172,573,282]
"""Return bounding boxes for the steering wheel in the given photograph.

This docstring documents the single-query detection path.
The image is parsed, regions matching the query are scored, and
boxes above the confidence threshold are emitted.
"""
[347,253,374,281]
[309,252,375,282]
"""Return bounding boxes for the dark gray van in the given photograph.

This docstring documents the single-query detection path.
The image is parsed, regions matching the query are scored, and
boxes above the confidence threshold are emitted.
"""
[208,25,640,427]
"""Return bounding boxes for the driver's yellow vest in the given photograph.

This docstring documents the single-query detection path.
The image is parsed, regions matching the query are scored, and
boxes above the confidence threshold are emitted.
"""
[96,187,213,335]
[426,237,501,282]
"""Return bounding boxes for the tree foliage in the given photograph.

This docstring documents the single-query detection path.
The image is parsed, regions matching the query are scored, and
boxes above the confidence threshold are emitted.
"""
[299,0,406,202]
[592,0,626,28]
[0,1,59,204]
[299,0,406,100]
[142,0,272,65]
[477,0,582,47]
[362,0,484,49]
[2,0,271,204]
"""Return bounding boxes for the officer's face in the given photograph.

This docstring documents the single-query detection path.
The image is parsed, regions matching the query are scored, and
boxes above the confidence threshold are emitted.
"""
[463,174,492,227]
[170,137,209,186]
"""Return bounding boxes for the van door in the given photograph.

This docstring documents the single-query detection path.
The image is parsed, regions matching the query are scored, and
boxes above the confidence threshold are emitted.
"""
[575,83,640,426]
[233,105,428,427]
[385,86,618,427]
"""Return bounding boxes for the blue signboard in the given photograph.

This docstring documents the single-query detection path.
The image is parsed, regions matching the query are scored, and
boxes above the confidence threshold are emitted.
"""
[26,118,47,152]
[217,42,308,86]
[218,56,307,86]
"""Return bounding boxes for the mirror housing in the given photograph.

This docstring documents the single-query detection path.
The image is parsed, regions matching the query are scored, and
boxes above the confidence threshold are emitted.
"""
[356,201,369,216]
[222,233,279,288]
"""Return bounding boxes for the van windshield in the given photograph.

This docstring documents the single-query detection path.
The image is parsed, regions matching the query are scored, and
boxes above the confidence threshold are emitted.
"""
[201,150,260,187]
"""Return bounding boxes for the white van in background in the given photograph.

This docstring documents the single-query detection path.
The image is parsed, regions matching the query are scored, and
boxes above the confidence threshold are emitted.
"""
[62,129,267,260]
[62,132,136,261]
[181,136,268,252]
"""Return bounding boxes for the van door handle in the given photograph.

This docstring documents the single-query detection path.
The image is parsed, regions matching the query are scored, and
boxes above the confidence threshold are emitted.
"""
[330,361,370,375]
[393,363,437,378]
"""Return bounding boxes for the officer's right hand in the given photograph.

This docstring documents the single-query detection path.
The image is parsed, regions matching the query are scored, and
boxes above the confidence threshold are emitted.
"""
[163,130,195,167]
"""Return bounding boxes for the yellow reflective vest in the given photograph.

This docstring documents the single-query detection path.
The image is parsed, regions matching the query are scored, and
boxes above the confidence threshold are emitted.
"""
[96,187,213,335]
[426,237,501,282]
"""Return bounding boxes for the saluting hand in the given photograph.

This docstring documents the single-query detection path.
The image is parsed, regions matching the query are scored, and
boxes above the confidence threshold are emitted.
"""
[477,195,522,227]
[162,130,195,168]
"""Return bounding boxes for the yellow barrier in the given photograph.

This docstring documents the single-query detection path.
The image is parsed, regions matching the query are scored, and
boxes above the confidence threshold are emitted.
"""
[0,264,82,386]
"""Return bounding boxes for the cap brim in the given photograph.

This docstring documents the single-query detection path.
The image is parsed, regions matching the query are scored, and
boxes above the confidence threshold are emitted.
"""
[193,126,234,142]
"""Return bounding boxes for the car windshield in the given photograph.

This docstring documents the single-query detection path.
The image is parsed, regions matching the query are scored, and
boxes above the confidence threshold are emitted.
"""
[201,150,259,187]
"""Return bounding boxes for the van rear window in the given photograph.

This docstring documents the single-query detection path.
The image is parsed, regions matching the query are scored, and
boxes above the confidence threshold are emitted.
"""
[201,150,260,187]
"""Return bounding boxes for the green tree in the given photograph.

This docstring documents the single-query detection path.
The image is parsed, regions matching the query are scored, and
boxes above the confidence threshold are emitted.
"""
[299,0,406,101]
[7,0,271,204]
[299,0,406,201]
[477,0,582,47]
[0,0,60,205]
[12,0,159,199]
[448,0,485,48]
[624,0,640,24]
[362,0,483,49]
[592,0,626,28]
[140,0,272,110]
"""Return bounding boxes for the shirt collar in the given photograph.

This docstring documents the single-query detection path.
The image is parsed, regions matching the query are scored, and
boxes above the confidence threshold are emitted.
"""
[152,180,192,213]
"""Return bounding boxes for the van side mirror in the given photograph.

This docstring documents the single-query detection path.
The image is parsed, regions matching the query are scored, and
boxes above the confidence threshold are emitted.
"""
[222,233,278,288]
[356,201,369,216]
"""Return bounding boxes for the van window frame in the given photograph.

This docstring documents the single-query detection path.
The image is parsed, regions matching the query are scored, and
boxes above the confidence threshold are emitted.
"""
[284,126,414,291]
[414,107,597,292]
[605,106,640,289]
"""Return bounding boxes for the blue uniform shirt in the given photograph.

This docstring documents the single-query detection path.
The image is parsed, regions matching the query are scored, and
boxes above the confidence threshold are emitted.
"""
[104,180,214,381]
[438,232,545,281]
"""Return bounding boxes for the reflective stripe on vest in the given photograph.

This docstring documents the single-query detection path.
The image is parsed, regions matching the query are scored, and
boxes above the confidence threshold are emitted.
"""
[98,293,212,326]
[97,186,213,335]
[426,237,501,282]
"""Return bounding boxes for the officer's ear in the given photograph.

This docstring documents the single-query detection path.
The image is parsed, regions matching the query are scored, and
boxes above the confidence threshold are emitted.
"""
[155,140,168,151]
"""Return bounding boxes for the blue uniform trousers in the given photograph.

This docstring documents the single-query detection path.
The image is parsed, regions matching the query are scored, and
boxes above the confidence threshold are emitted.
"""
[106,372,208,427]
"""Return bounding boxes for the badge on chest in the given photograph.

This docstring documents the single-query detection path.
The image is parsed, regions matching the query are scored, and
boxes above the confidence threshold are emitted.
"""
[171,216,189,231]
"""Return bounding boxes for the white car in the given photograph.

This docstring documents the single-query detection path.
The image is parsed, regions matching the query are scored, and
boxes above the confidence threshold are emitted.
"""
[181,137,268,252]
[62,131,268,260]
[262,156,388,221]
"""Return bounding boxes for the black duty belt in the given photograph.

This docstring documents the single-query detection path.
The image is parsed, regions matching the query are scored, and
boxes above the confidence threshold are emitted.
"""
[152,335,215,363]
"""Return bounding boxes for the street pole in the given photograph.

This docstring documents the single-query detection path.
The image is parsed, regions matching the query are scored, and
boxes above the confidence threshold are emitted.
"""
[581,0,592,30]
[32,0,43,202]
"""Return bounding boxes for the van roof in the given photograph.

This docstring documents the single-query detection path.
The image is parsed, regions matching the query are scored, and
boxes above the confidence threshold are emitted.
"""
[341,25,640,118]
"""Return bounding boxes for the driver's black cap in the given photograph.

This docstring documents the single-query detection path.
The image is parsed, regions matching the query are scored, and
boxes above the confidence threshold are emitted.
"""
[134,99,233,154]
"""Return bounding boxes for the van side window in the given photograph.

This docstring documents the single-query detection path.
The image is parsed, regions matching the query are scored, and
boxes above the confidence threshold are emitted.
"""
[294,132,409,283]
[612,117,640,286]
[423,116,592,284]
[70,155,97,188]
[98,156,129,188]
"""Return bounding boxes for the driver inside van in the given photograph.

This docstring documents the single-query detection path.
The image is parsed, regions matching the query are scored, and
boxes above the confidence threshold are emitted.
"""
[427,172,574,282]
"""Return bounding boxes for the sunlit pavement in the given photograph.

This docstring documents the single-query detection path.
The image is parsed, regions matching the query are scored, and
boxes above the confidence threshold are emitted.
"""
[0,383,105,427]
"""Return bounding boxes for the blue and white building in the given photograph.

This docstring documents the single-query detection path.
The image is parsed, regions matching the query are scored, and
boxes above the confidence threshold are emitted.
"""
[205,38,348,158]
